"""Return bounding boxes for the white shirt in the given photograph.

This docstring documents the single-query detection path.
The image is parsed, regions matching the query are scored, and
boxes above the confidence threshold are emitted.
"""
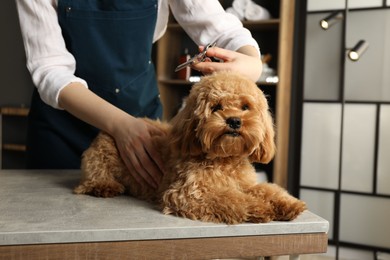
[16,0,260,109]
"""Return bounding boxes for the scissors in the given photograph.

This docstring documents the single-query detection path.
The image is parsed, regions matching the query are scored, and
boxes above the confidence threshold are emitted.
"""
[174,42,217,72]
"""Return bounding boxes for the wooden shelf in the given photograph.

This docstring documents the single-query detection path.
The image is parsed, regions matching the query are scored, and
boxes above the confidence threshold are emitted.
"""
[1,106,29,158]
[0,107,29,117]
[168,19,280,31]
[158,79,197,85]
[158,78,277,86]
[243,19,280,30]
[2,144,27,152]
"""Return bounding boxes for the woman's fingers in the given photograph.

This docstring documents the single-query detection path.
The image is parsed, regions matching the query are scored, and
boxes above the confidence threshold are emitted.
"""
[192,46,262,82]
[121,141,159,189]
[115,118,164,189]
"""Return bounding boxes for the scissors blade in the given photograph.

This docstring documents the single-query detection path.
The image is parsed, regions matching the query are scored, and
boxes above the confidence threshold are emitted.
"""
[174,56,198,72]
[174,42,217,72]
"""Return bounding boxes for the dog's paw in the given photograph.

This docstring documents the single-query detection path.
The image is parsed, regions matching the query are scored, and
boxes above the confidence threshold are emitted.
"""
[272,198,306,221]
[74,181,125,198]
[246,202,275,223]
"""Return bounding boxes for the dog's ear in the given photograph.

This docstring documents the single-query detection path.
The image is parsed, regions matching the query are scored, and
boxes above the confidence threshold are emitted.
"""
[249,107,276,164]
[169,94,204,157]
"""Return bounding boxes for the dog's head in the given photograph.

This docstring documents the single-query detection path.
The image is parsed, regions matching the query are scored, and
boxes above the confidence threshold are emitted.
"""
[169,72,275,163]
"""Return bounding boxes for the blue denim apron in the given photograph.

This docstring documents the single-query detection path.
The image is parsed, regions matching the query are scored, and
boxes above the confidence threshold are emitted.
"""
[26,0,161,169]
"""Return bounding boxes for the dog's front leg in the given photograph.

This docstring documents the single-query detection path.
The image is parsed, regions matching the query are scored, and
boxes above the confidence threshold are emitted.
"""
[162,188,242,224]
[162,184,277,224]
[247,183,306,221]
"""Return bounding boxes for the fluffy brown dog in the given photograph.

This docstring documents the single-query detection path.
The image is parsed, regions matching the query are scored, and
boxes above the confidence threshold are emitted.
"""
[74,71,306,224]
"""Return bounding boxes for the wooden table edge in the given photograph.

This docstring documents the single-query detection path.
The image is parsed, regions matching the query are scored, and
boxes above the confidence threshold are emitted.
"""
[0,232,328,259]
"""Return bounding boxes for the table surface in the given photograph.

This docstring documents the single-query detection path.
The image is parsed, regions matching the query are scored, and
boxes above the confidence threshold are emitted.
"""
[0,170,329,246]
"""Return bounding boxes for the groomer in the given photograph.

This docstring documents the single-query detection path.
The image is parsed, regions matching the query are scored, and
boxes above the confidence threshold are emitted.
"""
[16,0,263,188]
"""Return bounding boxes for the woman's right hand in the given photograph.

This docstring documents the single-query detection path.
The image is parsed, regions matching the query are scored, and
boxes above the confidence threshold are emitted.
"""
[111,116,165,189]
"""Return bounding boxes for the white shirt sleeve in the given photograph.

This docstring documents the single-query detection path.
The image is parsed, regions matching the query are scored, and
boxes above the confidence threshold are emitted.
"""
[168,0,260,55]
[16,0,259,110]
[15,0,88,109]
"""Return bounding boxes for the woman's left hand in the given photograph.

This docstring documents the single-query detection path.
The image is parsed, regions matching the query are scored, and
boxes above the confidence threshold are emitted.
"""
[191,45,263,82]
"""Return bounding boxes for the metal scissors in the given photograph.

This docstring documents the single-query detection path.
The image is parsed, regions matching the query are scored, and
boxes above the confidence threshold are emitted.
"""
[174,42,217,72]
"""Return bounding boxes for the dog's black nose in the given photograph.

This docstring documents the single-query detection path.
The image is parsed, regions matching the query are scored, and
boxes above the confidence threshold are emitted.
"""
[226,117,241,129]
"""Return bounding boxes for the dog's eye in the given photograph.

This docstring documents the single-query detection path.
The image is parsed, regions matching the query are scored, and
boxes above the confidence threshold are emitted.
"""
[242,104,250,111]
[211,104,223,112]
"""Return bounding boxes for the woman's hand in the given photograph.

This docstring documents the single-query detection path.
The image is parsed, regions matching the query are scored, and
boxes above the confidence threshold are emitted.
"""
[59,83,164,189]
[192,45,263,82]
[111,116,165,189]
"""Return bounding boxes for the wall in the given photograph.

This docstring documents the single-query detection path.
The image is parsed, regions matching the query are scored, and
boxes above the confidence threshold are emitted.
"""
[296,0,390,259]
[0,1,33,168]
[0,1,34,106]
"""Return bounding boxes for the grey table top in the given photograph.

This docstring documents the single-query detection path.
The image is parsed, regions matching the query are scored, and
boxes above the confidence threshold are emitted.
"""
[0,170,329,246]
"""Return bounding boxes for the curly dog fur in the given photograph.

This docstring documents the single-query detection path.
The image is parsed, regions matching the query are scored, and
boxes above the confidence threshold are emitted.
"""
[74,71,306,224]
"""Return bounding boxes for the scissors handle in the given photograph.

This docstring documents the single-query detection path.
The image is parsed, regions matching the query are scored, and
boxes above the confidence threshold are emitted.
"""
[174,42,216,72]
